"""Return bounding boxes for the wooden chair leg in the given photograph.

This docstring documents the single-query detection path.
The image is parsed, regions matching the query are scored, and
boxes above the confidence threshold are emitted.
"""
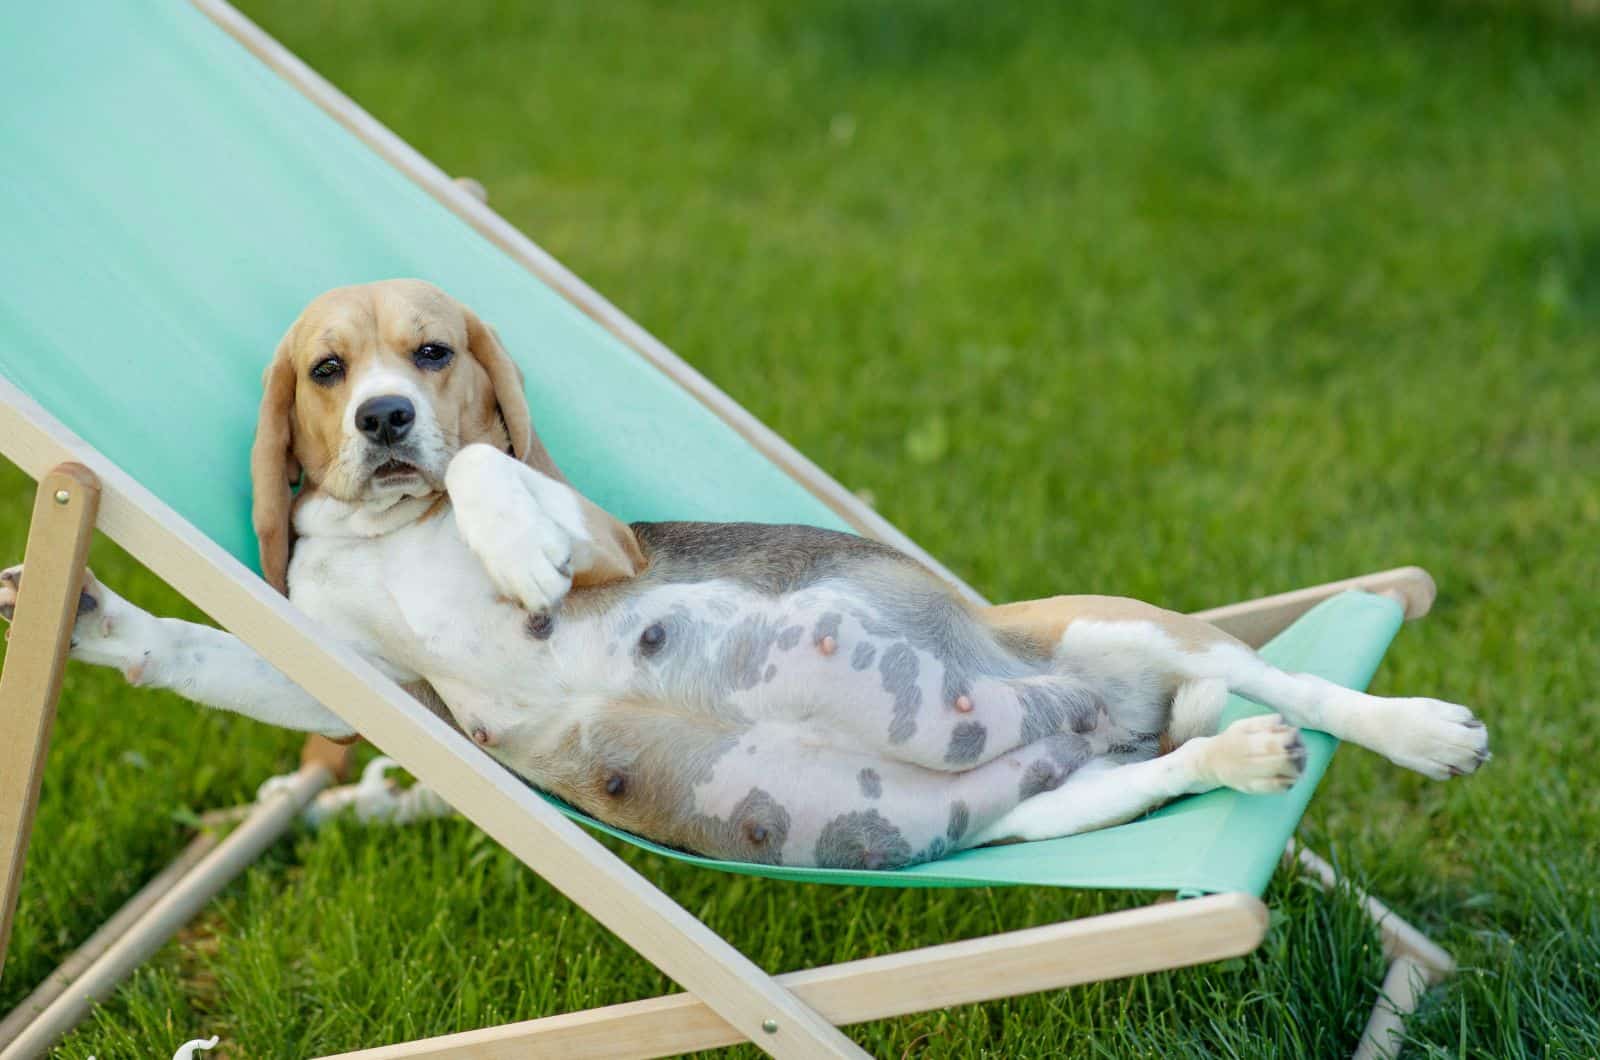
[1287,843,1454,1060]
[0,464,100,977]
[0,765,331,1059]
[1354,956,1432,1060]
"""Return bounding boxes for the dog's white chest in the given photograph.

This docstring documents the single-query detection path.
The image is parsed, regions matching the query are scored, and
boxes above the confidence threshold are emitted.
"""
[290,513,540,685]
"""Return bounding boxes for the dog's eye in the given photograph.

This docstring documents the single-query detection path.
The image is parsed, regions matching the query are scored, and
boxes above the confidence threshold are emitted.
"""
[414,343,454,370]
[310,356,344,384]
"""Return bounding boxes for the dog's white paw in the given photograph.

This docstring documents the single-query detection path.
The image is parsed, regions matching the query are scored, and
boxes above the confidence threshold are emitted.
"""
[0,563,159,679]
[0,563,110,645]
[1202,713,1308,794]
[1371,698,1490,780]
[447,445,593,618]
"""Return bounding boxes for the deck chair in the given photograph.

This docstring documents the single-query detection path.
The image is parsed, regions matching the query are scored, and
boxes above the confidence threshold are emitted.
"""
[0,2,1456,1057]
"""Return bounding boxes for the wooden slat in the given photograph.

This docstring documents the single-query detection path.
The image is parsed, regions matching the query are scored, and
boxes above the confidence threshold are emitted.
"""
[0,385,861,1058]
[1191,567,1435,648]
[0,463,100,976]
[319,893,1268,1059]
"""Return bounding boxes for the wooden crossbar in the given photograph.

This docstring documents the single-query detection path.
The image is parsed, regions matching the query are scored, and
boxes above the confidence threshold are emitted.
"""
[320,893,1268,1059]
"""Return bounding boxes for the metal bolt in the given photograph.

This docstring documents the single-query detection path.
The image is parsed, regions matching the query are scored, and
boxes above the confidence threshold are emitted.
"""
[53,489,70,505]
[761,1019,779,1034]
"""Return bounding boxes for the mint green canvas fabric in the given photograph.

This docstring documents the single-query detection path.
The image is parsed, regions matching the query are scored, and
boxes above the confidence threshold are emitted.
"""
[0,2,1403,896]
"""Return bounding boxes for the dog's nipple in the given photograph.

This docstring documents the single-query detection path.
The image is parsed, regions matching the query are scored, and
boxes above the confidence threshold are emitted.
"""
[604,772,627,797]
[639,622,667,656]
[471,726,493,746]
[525,610,554,640]
[954,694,974,714]
[818,635,838,657]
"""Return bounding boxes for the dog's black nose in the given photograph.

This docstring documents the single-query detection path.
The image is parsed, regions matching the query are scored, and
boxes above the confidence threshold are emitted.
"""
[355,395,415,446]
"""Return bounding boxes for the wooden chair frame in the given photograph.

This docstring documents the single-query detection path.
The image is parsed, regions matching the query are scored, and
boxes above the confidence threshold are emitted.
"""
[0,3,1454,1056]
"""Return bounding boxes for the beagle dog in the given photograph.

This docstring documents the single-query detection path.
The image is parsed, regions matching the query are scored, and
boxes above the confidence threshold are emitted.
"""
[0,280,1489,869]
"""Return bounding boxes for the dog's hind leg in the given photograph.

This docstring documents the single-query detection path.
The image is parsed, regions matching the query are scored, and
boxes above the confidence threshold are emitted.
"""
[1182,640,1489,780]
[984,594,1489,781]
[968,694,1305,846]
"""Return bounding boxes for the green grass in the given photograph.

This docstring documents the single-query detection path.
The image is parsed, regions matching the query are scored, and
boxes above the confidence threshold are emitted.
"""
[3,0,1598,1055]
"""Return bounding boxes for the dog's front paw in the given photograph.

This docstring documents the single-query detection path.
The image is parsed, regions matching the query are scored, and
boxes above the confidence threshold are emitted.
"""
[0,564,108,643]
[0,564,158,680]
[446,445,593,616]
[1203,713,1308,794]
[1376,698,1490,780]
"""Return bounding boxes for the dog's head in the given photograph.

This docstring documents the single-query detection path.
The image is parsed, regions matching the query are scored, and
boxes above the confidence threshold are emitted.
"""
[251,279,561,592]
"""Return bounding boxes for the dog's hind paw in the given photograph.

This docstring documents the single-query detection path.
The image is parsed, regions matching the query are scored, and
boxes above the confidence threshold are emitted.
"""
[1203,713,1307,794]
[1377,698,1490,780]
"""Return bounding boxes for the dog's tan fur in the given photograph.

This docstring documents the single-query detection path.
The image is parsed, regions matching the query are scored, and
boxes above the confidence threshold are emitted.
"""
[984,595,1243,655]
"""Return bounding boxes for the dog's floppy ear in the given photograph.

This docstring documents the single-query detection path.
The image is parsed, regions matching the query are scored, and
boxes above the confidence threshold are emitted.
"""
[462,308,566,482]
[250,330,301,595]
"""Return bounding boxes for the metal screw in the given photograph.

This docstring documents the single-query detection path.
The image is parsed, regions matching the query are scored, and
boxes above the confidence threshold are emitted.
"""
[761,1019,779,1034]
[53,489,70,505]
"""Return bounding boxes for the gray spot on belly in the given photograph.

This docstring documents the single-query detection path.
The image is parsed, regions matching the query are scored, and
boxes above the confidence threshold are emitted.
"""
[941,666,969,709]
[850,641,876,671]
[879,642,923,744]
[1070,703,1102,734]
[696,786,791,865]
[1018,732,1093,799]
[776,624,803,651]
[944,721,988,765]
[716,613,785,692]
[703,596,739,619]
[1017,679,1099,743]
[947,801,970,844]
[812,611,843,646]
[763,663,778,683]
[814,809,912,870]
[857,768,882,799]
[1019,759,1064,800]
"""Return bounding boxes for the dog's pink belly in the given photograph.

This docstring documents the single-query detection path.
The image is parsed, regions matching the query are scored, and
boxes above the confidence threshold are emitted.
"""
[731,639,1100,771]
[617,586,1103,772]
[381,576,1156,870]
[671,721,1103,868]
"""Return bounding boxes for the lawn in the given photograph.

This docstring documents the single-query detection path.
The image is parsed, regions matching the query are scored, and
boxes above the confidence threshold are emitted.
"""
[3,0,1598,1056]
